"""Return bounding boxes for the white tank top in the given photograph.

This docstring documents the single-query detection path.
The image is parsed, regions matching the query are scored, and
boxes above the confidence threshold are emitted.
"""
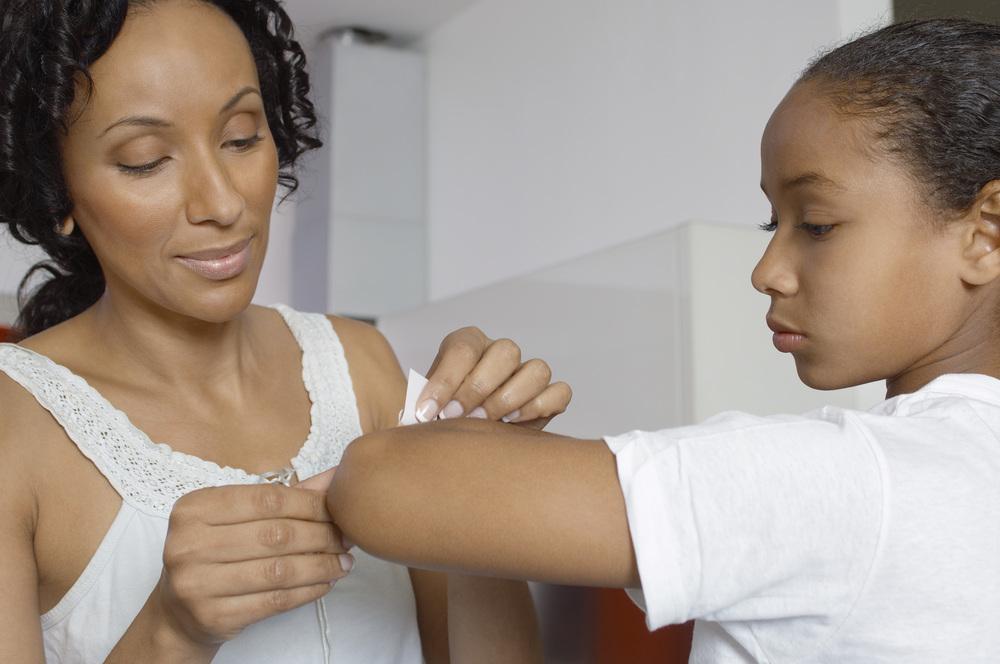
[0,305,423,664]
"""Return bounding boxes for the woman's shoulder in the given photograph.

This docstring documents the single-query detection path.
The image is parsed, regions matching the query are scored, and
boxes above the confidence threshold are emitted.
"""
[324,314,406,433]
[0,368,49,524]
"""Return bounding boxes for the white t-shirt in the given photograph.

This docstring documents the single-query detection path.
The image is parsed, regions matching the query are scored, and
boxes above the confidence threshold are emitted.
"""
[605,373,1000,663]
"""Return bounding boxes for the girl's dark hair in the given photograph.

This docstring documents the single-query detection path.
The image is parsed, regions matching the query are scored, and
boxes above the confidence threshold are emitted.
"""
[0,0,321,337]
[801,18,1000,216]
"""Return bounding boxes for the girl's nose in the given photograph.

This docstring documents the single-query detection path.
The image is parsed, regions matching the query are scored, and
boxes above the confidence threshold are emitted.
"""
[751,237,799,297]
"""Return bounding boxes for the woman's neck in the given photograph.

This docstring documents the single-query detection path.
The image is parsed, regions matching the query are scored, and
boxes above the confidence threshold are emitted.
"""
[79,291,261,393]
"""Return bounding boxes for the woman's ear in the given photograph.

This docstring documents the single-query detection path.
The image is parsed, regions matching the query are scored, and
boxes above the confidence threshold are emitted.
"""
[960,182,1000,286]
[58,215,75,237]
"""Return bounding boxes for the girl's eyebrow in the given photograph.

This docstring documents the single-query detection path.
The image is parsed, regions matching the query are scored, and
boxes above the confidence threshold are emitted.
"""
[760,171,845,195]
[98,86,262,138]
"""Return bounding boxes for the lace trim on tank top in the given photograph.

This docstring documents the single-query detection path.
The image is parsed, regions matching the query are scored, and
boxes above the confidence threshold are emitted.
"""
[0,305,361,518]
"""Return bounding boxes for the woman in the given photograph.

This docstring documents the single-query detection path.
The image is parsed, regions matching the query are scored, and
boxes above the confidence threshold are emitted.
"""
[0,1,570,662]
[327,18,1000,662]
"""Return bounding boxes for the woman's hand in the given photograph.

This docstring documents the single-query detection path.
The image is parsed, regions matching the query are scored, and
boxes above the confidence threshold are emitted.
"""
[415,327,572,430]
[155,484,352,646]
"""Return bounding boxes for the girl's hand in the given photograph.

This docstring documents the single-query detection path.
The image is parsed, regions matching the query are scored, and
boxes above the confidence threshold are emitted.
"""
[415,327,572,430]
[155,483,352,646]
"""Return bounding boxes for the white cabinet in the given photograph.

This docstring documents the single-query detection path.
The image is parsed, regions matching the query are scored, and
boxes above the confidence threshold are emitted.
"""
[379,221,882,437]
[292,34,427,319]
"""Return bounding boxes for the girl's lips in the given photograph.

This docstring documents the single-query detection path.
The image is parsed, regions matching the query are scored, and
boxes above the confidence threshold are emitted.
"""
[176,238,253,281]
[772,331,807,353]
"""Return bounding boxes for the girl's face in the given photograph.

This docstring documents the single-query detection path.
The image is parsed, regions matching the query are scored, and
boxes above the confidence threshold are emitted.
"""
[60,0,279,324]
[755,82,991,393]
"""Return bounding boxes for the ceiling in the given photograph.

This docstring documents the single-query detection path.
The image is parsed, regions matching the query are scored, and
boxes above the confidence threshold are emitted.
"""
[281,0,480,46]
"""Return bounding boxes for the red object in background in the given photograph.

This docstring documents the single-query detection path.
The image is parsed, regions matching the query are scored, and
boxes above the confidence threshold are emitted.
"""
[0,326,9,343]
[594,588,693,663]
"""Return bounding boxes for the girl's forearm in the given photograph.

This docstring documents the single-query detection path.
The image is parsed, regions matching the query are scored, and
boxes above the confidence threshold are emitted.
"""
[446,575,542,664]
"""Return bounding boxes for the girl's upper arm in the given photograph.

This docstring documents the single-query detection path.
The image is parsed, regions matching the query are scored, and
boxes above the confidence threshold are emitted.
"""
[0,380,45,663]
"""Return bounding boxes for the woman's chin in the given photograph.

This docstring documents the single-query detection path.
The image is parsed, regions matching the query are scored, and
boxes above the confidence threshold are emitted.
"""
[167,279,261,324]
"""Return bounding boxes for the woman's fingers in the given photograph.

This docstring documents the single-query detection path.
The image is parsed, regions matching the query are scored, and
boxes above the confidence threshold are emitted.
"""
[202,553,352,597]
[475,359,551,421]
[417,327,492,421]
[502,381,573,429]
[169,519,348,565]
[443,339,523,418]
[172,484,332,527]
[295,466,337,492]
[171,583,336,643]
[418,327,571,428]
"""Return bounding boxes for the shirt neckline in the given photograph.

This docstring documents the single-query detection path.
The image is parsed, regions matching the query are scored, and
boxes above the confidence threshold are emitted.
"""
[1,304,321,484]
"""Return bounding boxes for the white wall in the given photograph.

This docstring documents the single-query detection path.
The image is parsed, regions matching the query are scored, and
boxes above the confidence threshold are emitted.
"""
[421,0,890,301]
[0,228,46,325]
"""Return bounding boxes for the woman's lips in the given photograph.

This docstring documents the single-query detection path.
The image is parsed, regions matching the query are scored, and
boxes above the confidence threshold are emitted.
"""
[176,237,253,281]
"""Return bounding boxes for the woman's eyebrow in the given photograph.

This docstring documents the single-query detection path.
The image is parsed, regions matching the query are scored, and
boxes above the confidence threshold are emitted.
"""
[98,86,262,137]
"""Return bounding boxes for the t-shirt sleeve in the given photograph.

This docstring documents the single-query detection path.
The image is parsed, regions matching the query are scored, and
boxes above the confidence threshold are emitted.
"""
[605,408,885,637]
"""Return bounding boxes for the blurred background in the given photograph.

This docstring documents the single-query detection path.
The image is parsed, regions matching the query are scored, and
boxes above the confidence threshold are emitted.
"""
[3,0,998,660]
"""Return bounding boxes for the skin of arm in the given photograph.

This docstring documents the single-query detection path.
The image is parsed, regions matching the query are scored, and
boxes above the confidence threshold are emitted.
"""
[330,317,543,663]
[328,418,640,589]
[0,381,46,664]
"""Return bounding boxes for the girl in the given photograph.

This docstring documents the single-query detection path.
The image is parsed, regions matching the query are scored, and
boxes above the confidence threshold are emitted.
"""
[0,1,571,662]
[326,18,1000,662]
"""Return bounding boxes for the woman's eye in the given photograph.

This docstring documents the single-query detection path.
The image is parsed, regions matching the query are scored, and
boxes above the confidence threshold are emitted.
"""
[226,134,263,151]
[758,219,778,232]
[117,158,168,176]
[797,222,834,237]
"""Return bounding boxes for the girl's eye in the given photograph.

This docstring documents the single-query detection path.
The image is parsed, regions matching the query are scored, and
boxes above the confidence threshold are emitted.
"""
[759,219,778,232]
[227,134,263,151]
[118,158,168,176]
[797,222,835,237]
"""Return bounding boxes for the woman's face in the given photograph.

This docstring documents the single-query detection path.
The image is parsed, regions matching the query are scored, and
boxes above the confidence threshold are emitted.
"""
[60,0,279,324]
[755,82,980,392]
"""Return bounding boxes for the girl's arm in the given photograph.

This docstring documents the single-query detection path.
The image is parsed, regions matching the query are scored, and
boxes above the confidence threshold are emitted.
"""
[328,418,639,589]
[330,317,549,663]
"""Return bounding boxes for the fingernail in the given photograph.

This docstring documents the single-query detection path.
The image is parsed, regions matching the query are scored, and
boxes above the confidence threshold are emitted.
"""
[469,407,488,419]
[440,400,464,419]
[339,553,355,573]
[502,410,521,423]
[416,399,439,423]
[329,580,338,588]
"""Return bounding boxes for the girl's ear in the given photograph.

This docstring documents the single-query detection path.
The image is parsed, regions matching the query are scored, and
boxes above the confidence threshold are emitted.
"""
[960,181,1000,286]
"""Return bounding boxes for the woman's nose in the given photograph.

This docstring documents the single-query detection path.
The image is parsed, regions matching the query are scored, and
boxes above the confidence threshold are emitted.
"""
[751,237,799,297]
[184,153,246,227]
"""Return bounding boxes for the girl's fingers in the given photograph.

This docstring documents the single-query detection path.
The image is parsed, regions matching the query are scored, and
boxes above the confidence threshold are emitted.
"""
[443,339,523,418]
[503,381,573,429]
[477,359,552,421]
[417,327,491,422]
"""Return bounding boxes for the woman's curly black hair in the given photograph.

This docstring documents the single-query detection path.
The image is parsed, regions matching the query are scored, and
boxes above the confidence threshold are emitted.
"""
[0,0,322,337]
[801,18,1000,216]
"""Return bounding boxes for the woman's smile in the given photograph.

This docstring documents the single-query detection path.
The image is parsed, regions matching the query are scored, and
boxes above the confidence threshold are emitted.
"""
[175,235,254,281]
